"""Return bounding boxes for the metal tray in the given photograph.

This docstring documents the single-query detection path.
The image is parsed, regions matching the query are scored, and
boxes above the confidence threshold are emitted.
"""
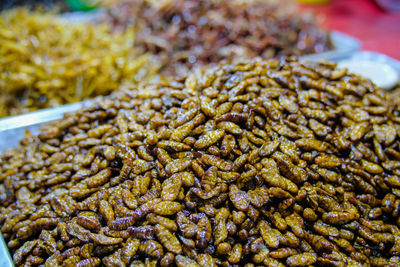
[346,51,400,73]
[0,233,12,267]
[0,100,93,152]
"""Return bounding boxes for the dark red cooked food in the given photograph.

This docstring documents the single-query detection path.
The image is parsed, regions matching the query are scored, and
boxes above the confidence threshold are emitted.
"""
[104,0,334,76]
[1,58,400,266]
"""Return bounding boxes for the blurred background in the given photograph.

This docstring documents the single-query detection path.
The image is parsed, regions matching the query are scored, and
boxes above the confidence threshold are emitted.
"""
[299,0,400,60]
[0,0,399,120]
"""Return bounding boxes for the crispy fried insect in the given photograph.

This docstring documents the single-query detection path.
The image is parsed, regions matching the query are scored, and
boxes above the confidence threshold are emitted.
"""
[217,121,243,135]
[269,211,288,231]
[80,243,93,259]
[305,232,336,252]
[216,242,232,255]
[273,151,308,184]
[288,252,319,267]
[279,137,299,162]
[313,220,339,237]
[160,252,175,267]
[140,240,164,259]
[121,238,140,264]
[200,154,233,171]
[165,159,192,175]
[259,220,281,248]
[13,240,37,266]
[64,255,81,266]
[99,200,115,224]
[279,196,295,212]
[138,189,160,205]
[177,211,198,238]
[229,185,250,211]
[194,130,225,150]
[248,187,269,208]
[108,216,136,231]
[196,253,216,267]
[315,153,341,169]
[359,218,390,232]
[103,248,124,266]
[67,220,91,242]
[285,213,304,238]
[330,237,356,254]
[179,235,196,249]
[76,257,101,267]
[128,225,155,240]
[303,208,318,221]
[259,138,280,157]
[175,255,199,267]
[214,219,228,245]
[217,170,240,183]
[161,175,182,201]
[158,140,191,152]
[281,231,300,248]
[155,224,182,254]
[308,119,331,137]
[196,215,212,248]
[322,211,358,224]
[77,212,101,232]
[311,165,342,184]
[252,247,269,263]
[359,225,394,244]
[90,232,123,245]
[87,168,112,188]
[228,243,243,264]
[216,112,247,124]
[263,256,286,267]
[261,159,298,194]
[270,247,298,258]
[39,229,57,255]
[154,201,183,215]
[26,255,45,265]
[135,198,161,218]
[147,214,177,232]
[130,260,145,267]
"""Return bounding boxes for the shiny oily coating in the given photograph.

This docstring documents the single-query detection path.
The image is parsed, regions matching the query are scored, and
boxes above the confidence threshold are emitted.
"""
[1,58,400,266]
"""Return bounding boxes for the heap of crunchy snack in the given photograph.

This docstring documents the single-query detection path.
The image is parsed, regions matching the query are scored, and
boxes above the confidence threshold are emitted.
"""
[0,8,159,117]
[1,58,400,266]
[104,0,333,76]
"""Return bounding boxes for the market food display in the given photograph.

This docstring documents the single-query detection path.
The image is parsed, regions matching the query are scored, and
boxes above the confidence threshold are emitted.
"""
[0,8,159,118]
[1,58,400,266]
[0,0,334,118]
[104,0,333,76]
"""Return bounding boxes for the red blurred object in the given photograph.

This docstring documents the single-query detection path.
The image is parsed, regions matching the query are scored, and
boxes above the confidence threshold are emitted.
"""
[300,0,400,60]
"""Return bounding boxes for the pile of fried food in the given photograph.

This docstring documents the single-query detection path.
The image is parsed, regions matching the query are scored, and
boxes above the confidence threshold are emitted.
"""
[1,58,400,266]
[104,0,333,76]
[0,8,159,118]
[0,0,333,118]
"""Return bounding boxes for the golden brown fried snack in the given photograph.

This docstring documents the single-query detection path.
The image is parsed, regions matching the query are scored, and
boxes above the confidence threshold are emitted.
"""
[1,58,400,266]
[0,8,159,117]
[104,0,333,76]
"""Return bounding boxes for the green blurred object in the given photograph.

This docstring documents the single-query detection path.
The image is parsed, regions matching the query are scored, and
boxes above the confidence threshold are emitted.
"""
[64,0,97,11]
